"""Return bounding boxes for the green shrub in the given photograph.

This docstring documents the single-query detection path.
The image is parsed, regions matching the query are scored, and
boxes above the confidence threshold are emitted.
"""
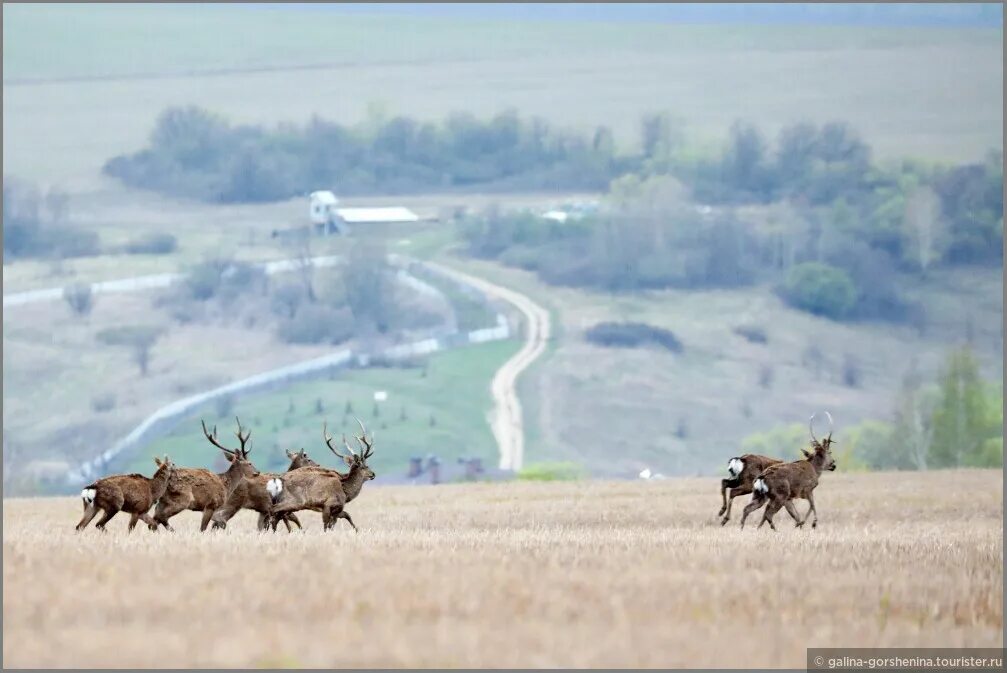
[584,322,683,353]
[277,304,354,345]
[517,462,586,482]
[124,232,178,255]
[781,262,857,319]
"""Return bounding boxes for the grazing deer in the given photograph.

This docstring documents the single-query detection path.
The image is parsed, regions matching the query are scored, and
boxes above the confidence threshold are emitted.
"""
[266,419,376,532]
[210,448,319,532]
[740,413,838,531]
[76,456,176,532]
[718,453,783,525]
[152,418,260,532]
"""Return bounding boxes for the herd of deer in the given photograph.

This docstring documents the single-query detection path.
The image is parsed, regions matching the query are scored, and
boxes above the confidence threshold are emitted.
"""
[74,409,837,534]
[75,417,376,533]
[718,412,838,530]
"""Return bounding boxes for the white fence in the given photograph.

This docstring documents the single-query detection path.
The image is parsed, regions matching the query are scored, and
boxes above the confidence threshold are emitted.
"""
[65,260,511,485]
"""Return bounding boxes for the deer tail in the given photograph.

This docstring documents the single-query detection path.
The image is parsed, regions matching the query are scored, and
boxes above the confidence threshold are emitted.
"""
[753,476,769,496]
[266,477,284,503]
[81,485,98,505]
[727,457,744,478]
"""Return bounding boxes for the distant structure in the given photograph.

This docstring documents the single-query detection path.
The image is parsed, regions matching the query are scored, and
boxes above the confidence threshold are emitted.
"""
[307,190,422,236]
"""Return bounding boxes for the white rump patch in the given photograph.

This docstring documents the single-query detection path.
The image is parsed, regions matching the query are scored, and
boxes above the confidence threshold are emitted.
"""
[753,478,768,495]
[727,458,744,478]
[266,478,283,500]
[81,488,97,504]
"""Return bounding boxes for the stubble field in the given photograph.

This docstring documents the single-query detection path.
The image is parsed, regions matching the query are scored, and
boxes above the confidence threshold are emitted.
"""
[2,469,1002,668]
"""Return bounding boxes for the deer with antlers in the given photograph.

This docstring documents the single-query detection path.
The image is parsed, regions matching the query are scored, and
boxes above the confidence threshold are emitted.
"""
[718,452,783,525]
[152,418,260,532]
[740,412,838,531]
[265,418,376,532]
[209,448,319,532]
[76,455,177,532]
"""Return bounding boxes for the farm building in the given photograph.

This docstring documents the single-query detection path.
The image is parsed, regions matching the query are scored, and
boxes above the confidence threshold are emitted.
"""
[307,190,422,235]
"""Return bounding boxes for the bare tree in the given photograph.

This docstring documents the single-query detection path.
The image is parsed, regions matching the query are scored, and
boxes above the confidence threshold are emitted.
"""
[44,186,70,223]
[904,186,945,275]
[96,326,162,376]
[63,283,95,318]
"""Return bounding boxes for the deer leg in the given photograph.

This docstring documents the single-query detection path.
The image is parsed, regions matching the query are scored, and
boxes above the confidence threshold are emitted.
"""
[127,512,141,533]
[139,513,159,531]
[783,500,803,527]
[336,510,358,532]
[806,493,819,528]
[739,493,766,529]
[94,507,119,532]
[721,486,750,525]
[199,507,219,532]
[154,501,186,532]
[759,501,781,531]
[76,503,100,531]
[718,479,732,516]
[286,513,303,530]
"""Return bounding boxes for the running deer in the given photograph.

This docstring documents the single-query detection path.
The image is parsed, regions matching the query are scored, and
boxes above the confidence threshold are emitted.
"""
[740,412,838,531]
[152,418,260,532]
[76,456,176,532]
[210,448,319,532]
[718,452,783,525]
[266,418,377,532]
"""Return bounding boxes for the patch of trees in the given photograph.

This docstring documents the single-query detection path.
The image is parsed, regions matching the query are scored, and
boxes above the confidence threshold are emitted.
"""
[584,322,683,353]
[3,178,99,261]
[103,106,628,203]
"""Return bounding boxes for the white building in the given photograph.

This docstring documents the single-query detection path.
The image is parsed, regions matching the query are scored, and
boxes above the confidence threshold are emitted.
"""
[307,191,421,235]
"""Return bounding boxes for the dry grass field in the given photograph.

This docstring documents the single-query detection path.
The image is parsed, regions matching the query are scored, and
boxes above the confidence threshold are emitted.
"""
[3,470,1002,668]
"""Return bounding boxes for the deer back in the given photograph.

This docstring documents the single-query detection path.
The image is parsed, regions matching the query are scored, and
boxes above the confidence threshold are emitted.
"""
[163,468,227,510]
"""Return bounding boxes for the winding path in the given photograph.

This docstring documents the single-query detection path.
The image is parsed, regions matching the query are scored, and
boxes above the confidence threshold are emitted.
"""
[423,262,550,471]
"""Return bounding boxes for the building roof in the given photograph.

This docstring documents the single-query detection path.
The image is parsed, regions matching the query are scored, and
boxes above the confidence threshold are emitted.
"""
[310,190,339,205]
[335,207,420,224]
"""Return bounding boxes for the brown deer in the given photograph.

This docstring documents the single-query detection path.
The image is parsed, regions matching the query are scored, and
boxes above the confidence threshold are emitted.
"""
[209,448,319,532]
[266,418,376,532]
[152,418,260,532]
[76,456,176,533]
[740,413,838,531]
[718,453,783,525]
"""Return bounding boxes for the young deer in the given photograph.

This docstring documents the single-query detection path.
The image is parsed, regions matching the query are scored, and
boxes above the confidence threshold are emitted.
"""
[718,453,783,525]
[210,448,319,532]
[740,413,838,531]
[266,419,376,532]
[152,418,260,532]
[76,456,176,533]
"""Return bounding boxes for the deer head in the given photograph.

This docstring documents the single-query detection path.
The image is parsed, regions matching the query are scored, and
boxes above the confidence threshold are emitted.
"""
[323,417,376,481]
[285,448,319,470]
[201,417,260,479]
[807,412,837,472]
[152,454,177,479]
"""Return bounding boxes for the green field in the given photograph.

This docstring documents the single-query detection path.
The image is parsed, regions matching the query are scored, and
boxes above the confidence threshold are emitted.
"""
[3,4,1001,185]
[130,339,520,477]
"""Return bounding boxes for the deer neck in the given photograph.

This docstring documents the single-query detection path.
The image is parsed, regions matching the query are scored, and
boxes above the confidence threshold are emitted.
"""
[149,467,172,501]
[808,453,828,476]
[218,462,245,492]
[341,466,368,503]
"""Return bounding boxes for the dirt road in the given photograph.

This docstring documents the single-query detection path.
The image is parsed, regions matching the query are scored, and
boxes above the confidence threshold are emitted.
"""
[425,261,550,471]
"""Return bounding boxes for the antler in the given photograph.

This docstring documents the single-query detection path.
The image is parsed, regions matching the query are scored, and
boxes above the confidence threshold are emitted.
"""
[201,419,237,456]
[824,411,834,441]
[808,413,819,445]
[353,417,375,461]
[323,421,352,459]
[234,416,252,457]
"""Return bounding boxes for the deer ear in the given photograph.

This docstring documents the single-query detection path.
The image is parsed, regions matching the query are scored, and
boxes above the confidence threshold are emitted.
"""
[342,454,355,467]
[154,456,163,466]
[801,449,812,459]
[285,449,295,459]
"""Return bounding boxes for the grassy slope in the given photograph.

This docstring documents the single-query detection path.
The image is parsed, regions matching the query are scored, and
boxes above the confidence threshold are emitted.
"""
[131,340,520,476]
[3,470,1002,668]
[2,5,1002,185]
[436,253,1004,477]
